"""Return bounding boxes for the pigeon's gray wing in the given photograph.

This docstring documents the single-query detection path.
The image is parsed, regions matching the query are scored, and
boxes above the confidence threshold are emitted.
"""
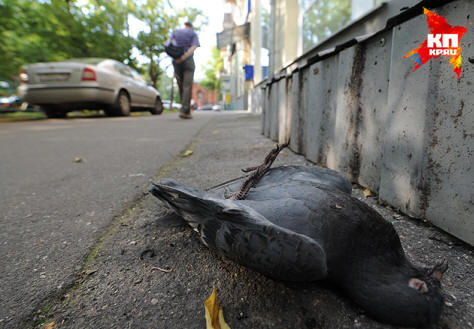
[150,179,327,282]
[209,165,352,198]
[259,166,352,194]
[155,209,187,227]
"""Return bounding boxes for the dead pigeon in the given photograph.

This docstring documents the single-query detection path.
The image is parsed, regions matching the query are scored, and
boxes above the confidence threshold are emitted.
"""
[150,143,447,327]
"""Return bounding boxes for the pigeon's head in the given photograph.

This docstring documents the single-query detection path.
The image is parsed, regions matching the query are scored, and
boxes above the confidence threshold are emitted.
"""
[349,259,448,327]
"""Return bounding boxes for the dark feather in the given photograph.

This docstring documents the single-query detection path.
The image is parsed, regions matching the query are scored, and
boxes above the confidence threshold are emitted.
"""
[150,165,444,327]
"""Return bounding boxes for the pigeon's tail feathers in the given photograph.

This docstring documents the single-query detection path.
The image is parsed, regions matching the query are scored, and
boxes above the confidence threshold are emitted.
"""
[150,179,253,229]
[150,178,327,282]
[149,178,208,227]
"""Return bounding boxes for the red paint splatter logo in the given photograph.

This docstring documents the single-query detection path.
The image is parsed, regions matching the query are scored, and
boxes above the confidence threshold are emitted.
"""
[404,8,468,80]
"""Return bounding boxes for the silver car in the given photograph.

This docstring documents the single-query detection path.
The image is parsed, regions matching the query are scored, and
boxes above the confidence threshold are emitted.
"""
[18,58,163,118]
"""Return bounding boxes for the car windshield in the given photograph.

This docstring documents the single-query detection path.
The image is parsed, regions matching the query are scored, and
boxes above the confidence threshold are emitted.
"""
[63,58,107,65]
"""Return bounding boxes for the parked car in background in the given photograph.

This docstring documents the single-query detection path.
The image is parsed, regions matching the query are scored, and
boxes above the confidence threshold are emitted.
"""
[197,104,214,111]
[0,95,21,113]
[197,104,222,111]
[162,100,182,110]
[18,58,163,118]
[0,81,22,112]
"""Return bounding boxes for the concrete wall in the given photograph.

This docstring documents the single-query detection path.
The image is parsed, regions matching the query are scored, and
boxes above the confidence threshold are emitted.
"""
[234,93,248,111]
[249,84,263,114]
[256,0,474,245]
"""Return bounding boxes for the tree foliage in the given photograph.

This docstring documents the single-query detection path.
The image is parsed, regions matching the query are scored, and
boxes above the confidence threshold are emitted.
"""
[0,0,205,87]
[0,0,134,80]
[133,0,176,88]
[133,2,206,88]
[302,0,351,52]
[199,47,223,92]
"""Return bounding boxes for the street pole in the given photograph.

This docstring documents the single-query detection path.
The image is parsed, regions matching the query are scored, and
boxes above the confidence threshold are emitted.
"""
[170,77,175,110]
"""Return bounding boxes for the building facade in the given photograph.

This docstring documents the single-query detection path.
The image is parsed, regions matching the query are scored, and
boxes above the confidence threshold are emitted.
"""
[217,0,253,110]
[252,0,473,245]
[191,82,219,108]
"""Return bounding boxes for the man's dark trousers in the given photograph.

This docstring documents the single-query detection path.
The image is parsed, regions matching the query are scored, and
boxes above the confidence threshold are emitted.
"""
[173,57,195,115]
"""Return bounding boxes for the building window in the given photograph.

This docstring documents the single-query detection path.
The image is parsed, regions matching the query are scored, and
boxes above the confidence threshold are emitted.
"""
[261,0,270,79]
[302,0,384,52]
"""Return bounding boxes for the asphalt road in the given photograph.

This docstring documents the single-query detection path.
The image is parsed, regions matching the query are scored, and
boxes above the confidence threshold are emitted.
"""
[1,113,472,329]
[0,112,219,328]
[27,114,472,329]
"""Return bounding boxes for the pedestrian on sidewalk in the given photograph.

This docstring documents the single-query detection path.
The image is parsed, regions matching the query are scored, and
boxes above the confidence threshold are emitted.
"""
[167,22,200,119]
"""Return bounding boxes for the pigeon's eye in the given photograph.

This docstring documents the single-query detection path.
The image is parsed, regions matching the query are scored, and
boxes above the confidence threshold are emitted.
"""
[408,278,428,293]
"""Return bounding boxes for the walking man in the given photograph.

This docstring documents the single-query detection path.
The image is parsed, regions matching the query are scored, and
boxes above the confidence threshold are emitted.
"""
[169,22,200,119]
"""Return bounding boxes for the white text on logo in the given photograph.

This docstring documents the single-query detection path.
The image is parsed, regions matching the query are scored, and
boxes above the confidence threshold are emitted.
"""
[427,34,459,55]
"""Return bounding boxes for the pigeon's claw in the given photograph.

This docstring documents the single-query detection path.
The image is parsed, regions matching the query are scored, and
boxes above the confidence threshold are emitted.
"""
[428,259,448,280]
[241,165,260,173]
[229,141,290,200]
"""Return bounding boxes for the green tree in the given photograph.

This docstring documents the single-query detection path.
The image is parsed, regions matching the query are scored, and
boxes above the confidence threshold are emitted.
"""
[156,73,180,103]
[133,1,206,88]
[80,0,134,62]
[302,0,351,52]
[0,0,59,80]
[133,1,176,88]
[0,0,132,80]
[199,47,223,92]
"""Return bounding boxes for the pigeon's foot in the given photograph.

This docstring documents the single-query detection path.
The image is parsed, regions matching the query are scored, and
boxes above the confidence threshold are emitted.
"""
[227,140,290,200]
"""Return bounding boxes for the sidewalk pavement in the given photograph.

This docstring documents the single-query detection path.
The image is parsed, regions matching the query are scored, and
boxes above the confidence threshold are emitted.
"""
[33,113,473,329]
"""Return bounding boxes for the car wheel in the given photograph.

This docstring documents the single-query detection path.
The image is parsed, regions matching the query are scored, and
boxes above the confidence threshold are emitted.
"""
[109,91,130,116]
[150,98,163,115]
[41,105,67,118]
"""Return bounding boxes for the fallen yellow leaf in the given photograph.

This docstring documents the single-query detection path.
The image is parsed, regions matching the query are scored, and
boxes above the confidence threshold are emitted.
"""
[363,188,373,198]
[181,150,193,157]
[204,288,231,329]
[44,321,55,329]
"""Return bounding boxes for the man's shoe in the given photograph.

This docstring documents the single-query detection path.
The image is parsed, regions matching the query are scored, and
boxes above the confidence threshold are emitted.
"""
[179,113,193,119]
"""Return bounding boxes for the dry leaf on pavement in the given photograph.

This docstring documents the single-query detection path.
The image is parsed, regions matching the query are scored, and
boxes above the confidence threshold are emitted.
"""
[363,188,373,198]
[44,321,55,329]
[204,288,231,329]
[181,150,193,157]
